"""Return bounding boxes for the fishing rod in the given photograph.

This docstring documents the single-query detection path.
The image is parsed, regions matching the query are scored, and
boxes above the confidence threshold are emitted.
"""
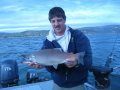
[89,26,120,90]
[105,26,119,67]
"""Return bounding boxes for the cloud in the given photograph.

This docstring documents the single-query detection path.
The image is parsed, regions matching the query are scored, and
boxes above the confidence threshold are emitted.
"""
[73,1,82,5]
[0,0,120,32]
[0,5,24,12]
[65,2,120,24]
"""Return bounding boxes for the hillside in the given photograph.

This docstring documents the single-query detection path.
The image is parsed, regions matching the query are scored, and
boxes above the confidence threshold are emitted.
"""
[0,25,120,38]
[0,30,48,38]
[79,25,120,34]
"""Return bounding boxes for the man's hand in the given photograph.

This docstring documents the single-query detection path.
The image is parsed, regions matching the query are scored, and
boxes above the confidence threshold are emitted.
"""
[65,53,78,68]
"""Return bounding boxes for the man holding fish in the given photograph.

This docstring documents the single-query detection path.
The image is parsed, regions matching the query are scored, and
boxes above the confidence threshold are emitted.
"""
[25,7,92,90]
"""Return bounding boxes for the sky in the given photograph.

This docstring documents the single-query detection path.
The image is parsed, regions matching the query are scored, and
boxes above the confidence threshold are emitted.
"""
[0,0,120,32]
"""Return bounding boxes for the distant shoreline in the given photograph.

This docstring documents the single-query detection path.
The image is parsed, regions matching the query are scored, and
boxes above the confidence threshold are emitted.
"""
[0,24,120,38]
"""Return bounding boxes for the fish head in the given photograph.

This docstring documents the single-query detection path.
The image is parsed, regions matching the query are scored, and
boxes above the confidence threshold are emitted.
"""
[21,53,37,64]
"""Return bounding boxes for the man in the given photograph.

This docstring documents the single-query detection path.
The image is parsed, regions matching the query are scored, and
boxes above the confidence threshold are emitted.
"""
[29,7,92,90]
[41,7,92,90]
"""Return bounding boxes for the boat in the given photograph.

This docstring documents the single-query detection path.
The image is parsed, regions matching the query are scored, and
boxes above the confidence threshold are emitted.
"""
[0,59,120,90]
[0,75,120,90]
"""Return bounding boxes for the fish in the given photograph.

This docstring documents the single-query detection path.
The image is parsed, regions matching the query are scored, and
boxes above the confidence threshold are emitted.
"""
[22,48,85,66]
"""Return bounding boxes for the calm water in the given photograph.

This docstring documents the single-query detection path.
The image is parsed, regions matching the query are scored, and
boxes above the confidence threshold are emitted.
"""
[0,33,120,85]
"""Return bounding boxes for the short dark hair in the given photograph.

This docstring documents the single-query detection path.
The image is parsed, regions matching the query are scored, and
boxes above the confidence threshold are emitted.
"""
[48,7,66,21]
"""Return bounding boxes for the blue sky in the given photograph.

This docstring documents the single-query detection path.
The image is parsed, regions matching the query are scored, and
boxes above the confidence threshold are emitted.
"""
[0,0,120,32]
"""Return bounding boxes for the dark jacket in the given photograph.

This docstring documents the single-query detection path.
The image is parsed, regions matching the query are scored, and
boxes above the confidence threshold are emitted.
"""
[41,27,92,88]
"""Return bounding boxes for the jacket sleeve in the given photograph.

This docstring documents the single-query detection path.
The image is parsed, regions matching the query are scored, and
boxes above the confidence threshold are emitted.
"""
[75,31,92,69]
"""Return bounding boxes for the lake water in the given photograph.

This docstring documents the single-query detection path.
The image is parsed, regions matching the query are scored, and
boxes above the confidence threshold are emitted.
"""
[0,32,120,85]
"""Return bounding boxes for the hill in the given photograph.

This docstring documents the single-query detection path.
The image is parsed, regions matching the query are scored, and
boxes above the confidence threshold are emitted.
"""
[0,30,48,38]
[79,25,120,34]
[0,25,120,38]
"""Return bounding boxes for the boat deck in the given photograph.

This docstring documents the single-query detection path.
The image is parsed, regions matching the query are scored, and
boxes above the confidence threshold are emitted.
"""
[0,75,120,90]
[0,80,53,90]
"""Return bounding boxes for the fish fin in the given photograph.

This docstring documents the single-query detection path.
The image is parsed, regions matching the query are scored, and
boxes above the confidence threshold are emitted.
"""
[75,52,85,65]
[52,64,58,69]
[62,60,68,64]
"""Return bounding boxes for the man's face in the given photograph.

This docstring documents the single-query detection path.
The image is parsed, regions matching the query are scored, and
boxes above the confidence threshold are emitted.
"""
[50,16,66,35]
